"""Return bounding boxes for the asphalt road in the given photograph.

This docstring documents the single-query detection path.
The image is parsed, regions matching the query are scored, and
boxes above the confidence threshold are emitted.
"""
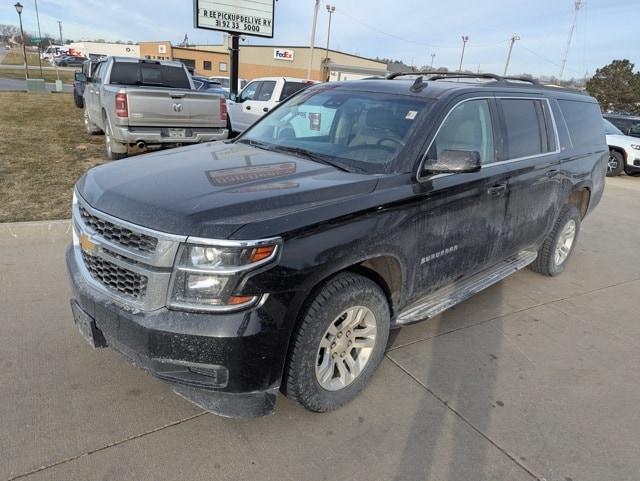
[2,176,639,481]
[0,77,73,93]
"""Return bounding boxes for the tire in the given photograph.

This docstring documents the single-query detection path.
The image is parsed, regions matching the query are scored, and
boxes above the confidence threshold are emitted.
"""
[83,108,101,135]
[624,166,640,177]
[74,92,84,109]
[606,150,624,177]
[284,272,390,413]
[104,118,127,160]
[529,205,581,277]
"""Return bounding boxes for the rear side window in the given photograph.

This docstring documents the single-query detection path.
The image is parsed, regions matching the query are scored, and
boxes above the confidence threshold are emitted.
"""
[500,99,554,159]
[558,100,605,148]
[109,62,190,89]
[280,82,310,101]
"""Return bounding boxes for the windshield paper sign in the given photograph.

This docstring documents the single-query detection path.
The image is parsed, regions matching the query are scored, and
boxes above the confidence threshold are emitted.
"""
[194,0,275,38]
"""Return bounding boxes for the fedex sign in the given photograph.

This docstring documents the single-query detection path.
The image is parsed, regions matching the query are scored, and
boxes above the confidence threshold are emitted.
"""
[274,48,295,61]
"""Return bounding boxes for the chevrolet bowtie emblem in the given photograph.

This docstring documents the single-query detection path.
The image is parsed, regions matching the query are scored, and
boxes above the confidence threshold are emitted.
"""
[80,233,97,253]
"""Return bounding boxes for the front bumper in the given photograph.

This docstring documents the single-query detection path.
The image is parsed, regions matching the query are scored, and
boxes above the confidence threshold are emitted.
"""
[111,123,228,145]
[66,245,289,417]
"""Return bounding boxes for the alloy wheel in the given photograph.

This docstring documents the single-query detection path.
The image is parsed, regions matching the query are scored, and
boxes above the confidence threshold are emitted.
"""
[315,306,377,391]
[554,219,576,266]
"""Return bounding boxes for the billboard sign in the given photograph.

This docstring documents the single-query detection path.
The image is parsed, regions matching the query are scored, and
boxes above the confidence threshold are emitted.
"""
[194,0,275,38]
[274,48,294,61]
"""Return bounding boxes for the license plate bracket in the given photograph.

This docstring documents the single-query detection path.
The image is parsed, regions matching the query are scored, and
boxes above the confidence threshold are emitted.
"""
[70,301,107,348]
[167,128,186,138]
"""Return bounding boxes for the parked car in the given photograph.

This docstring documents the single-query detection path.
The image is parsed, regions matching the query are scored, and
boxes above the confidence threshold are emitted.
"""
[192,76,230,98]
[227,77,317,133]
[208,75,248,92]
[55,55,88,67]
[604,119,640,177]
[66,72,607,418]
[603,113,640,139]
[73,59,104,109]
[78,57,228,159]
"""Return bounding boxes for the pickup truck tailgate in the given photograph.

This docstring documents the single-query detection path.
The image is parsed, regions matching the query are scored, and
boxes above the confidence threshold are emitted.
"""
[125,88,224,128]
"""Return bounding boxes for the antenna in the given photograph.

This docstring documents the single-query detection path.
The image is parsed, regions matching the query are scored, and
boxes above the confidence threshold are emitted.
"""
[559,0,583,79]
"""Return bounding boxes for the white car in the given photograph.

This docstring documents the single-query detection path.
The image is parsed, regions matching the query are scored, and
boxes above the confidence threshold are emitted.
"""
[227,77,317,133]
[604,119,640,177]
[207,76,248,92]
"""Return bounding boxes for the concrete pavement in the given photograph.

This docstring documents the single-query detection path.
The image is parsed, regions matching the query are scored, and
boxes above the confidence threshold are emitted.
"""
[1,176,639,481]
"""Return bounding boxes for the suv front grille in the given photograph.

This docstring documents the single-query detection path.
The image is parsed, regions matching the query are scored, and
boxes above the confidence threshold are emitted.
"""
[81,251,148,299]
[79,206,158,253]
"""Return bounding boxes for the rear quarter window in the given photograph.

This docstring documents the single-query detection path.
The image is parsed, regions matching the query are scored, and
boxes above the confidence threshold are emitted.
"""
[558,100,605,148]
[280,82,310,101]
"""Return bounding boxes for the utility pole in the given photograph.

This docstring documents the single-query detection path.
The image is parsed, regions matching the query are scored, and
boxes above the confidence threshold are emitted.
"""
[34,0,43,78]
[57,20,63,45]
[458,35,469,72]
[503,33,520,76]
[229,34,240,97]
[430,53,436,69]
[559,0,583,79]
[307,0,320,80]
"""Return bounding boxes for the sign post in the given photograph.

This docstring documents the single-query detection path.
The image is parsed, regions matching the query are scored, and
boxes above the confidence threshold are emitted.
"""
[193,0,275,97]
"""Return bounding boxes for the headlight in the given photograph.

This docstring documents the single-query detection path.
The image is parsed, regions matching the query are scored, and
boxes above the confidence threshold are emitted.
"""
[631,144,640,150]
[167,240,280,312]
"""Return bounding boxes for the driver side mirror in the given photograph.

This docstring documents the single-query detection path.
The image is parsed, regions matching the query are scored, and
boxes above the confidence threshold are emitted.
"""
[75,71,87,82]
[424,149,481,174]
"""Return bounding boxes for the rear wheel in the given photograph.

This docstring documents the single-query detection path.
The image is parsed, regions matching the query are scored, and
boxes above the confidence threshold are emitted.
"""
[74,91,84,108]
[607,150,624,177]
[104,119,127,160]
[529,205,581,277]
[284,273,390,412]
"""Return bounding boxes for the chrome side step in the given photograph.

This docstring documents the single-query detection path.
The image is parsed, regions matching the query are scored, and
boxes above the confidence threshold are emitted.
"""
[396,250,537,325]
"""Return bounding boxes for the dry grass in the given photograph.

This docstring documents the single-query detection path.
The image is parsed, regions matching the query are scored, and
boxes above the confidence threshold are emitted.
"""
[1,49,41,66]
[0,67,74,83]
[0,92,108,222]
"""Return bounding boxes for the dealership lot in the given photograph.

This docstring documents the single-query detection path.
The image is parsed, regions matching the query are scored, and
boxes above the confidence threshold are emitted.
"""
[1,176,639,481]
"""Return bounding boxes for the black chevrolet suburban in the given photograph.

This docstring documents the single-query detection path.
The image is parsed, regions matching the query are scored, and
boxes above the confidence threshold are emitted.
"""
[66,72,608,417]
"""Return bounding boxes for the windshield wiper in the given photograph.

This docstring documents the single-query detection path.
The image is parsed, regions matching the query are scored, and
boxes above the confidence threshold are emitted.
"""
[235,138,274,152]
[271,145,354,173]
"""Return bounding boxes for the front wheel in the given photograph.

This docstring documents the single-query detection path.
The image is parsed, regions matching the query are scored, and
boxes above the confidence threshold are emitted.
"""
[529,205,581,277]
[284,273,390,412]
[607,150,624,177]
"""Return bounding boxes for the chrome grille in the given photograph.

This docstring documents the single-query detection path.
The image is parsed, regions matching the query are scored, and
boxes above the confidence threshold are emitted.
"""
[79,206,158,253]
[81,251,148,299]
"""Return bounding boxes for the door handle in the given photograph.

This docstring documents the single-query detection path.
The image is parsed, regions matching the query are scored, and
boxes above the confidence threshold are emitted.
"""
[246,105,251,111]
[487,184,508,197]
[263,107,269,112]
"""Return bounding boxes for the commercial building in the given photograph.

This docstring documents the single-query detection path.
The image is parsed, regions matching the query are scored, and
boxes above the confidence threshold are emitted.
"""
[139,41,387,81]
[69,41,140,58]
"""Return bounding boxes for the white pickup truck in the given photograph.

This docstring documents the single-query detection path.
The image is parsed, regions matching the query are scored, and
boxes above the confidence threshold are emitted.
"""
[227,77,316,133]
[80,57,228,159]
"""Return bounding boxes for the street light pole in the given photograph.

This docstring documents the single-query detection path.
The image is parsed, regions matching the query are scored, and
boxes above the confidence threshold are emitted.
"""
[324,4,335,80]
[430,53,436,69]
[34,0,43,78]
[306,0,320,80]
[14,2,28,80]
[57,20,63,45]
[503,33,520,76]
[458,36,469,72]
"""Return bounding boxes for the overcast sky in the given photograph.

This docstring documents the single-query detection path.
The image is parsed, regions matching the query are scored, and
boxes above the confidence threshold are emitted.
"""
[1,0,638,78]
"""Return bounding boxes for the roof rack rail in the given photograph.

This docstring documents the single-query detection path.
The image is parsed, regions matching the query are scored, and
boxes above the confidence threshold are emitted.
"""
[503,76,539,85]
[386,71,504,81]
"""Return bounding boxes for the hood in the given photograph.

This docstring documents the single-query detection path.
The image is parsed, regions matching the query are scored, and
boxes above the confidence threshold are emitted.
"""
[78,141,378,239]
[606,134,638,148]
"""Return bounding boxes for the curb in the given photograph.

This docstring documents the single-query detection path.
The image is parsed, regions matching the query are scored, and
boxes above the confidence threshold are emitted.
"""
[0,219,71,241]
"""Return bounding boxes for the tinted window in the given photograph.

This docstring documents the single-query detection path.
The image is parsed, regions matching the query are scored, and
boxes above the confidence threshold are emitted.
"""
[603,119,622,135]
[257,81,276,101]
[500,99,549,159]
[430,99,495,164]
[109,62,190,89]
[558,100,605,148]
[280,82,310,101]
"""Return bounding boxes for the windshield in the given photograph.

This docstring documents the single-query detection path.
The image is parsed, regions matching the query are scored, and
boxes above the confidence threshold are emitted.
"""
[239,87,430,173]
[603,119,622,135]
